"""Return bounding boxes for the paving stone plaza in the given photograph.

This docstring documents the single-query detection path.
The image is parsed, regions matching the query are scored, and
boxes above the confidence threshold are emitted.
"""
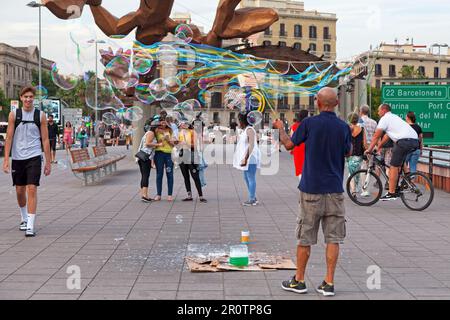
[0,148,449,300]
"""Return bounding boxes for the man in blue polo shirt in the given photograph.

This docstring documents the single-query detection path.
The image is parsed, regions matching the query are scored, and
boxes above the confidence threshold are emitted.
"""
[273,87,352,297]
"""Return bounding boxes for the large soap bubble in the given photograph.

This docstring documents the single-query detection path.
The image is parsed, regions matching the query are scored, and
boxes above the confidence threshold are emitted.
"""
[132,49,154,75]
[85,74,124,110]
[135,83,156,105]
[124,106,143,122]
[175,24,194,44]
[35,85,48,100]
[165,76,182,94]
[149,78,169,101]
[51,63,80,91]
[104,55,139,90]
[247,111,263,126]
[102,112,118,125]
[160,95,179,109]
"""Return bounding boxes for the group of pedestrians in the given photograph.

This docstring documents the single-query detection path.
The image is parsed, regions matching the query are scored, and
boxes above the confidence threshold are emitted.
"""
[136,112,207,203]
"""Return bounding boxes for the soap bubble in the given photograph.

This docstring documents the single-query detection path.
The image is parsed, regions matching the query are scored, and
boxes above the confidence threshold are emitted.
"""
[124,106,143,122]
[104,55,139,90]
[135,83,155,105]
[184,99,202,110]
[85,74,124,111]
[132,49,153,75]
[51,63,80,91]
[57,159,68,170]
[175,24,193,44]
[35,85,48,100]
[224,87,245,110]
[165,76,182,94]
[149,78,169,101]
[247,111,263,126]
[103,112,118,125]
[160,95,179,109]
[157,44,177,65]
[174,101,195,122]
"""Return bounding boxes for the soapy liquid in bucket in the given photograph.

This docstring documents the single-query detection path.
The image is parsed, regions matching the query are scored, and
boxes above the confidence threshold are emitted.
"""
[229,245,249,267]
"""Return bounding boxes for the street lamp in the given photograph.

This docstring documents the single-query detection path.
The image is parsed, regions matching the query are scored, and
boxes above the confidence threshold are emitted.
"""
[431,43,449,82]
[26,1,44,95]
[87,39,106,146]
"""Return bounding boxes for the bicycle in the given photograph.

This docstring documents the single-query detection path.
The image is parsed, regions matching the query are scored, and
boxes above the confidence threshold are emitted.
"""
[346,151,434,211]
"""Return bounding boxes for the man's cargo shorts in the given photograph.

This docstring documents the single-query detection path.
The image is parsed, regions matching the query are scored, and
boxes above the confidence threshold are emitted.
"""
[296,192,346,246]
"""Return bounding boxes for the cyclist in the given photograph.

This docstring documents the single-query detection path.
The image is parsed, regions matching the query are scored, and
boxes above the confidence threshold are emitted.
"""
[365,104,419,201]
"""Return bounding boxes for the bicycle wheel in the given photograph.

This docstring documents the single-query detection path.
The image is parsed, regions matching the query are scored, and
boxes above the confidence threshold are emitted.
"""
[400,172,434,211]
[346,170,382,206]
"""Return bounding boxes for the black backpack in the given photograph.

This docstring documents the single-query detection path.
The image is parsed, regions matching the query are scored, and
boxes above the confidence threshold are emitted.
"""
[14,108,42,133]
[12,108,43,152]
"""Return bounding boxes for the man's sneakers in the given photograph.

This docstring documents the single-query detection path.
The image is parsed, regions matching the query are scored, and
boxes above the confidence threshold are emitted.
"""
[25,228,36,237]
[19,221,27,231]
[380,192,399,201]
[282,278,336,296]
[281,277,308,294]
[317,281,335,297]
[242,200,257,207]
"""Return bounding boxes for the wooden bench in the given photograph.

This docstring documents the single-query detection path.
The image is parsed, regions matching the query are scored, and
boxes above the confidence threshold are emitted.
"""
[92,145,126,174]
[69,147,125,185]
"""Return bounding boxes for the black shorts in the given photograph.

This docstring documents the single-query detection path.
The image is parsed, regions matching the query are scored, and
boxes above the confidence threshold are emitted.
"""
[12,155,42,187]
[391,139,420,167]
[49,139,57,151]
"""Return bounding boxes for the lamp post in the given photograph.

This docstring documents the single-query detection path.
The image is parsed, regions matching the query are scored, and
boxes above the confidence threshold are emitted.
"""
[26,1,44,103]
[431,43,449,83]
[87,39,106,146]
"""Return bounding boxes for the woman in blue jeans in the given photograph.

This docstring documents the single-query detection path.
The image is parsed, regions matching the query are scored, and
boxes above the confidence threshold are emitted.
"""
[154,119,176,201]
[405,112,423,173]
[233,111,261,206]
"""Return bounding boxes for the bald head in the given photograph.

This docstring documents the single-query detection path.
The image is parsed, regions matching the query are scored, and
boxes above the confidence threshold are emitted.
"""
[317,87,338,111]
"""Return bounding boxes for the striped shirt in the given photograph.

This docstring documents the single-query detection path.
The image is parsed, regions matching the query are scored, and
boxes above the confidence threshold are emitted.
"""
[361,115,378,144]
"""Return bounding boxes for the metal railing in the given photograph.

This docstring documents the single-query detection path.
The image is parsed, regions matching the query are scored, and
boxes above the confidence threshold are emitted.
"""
[420,147,450,182]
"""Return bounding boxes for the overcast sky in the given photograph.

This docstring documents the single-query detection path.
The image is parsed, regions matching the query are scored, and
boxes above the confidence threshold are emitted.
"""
[1,0,449,71]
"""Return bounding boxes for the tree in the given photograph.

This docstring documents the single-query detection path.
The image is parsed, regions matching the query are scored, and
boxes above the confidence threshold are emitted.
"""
[368,85,381,122]
[399,65,427,79]
[0,88,10,121]
[31,69,59,97]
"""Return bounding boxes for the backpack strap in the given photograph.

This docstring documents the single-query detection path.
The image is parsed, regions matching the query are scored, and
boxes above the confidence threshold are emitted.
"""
[14,108,22,132]
[34,109,41,131]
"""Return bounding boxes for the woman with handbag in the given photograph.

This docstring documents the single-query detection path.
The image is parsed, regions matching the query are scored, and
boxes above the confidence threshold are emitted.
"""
[136,124,161,203]
[178,121,207,203]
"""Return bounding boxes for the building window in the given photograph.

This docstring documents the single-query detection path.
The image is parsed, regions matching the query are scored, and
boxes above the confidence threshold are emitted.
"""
[280,113,285,121]
[279,41,286,47]
[447,68,450,78]
[264,28,271,36]
[264,112,270,124]
[309,95,315,107]
[277,94,288,109]
[211,92,222,108]
[389,65,396,77]
[263,41,271,46]
[294,43,301,50]
[280,23,286,37]
[418,66,425,76]
[309,43,317,53]
[294,25,302,38]
[324,44,331,53]
[294,95,300,108]
[213,112,220,123]
[376,79,381,89]
[434,67,440,78]
[229,112,236,124]
[375,64,382,76]
[309,26,317,39]
[324,27,331,40]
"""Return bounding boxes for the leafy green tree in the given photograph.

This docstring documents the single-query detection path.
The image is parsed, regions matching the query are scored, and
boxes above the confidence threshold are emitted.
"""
[0,88,10,121]
[368,85,381,122]
[399,65,427,79]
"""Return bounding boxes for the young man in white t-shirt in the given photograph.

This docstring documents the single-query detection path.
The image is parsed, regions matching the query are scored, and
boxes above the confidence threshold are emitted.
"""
[365,104,419,201]
[2,87,52,237]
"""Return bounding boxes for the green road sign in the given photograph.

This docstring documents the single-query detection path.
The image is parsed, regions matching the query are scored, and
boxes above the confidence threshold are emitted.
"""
[382,84,450,146]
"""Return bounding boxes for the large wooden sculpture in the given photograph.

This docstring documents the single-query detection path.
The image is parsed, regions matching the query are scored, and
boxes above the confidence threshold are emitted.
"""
[42,0,279,47]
